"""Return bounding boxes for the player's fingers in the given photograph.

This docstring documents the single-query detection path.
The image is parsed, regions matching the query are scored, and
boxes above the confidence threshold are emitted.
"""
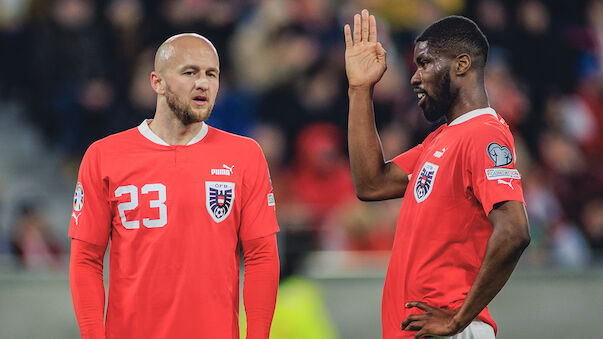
[369,14,377,42]
[401,319,424,331]
[353,14,361,43]
[414,329,433,339]
[344,24,353,48]
[361,9,369,42]
[401,314,425,328]
[406,301,432,311]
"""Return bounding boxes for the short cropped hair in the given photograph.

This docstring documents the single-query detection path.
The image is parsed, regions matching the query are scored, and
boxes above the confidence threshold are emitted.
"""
[416,16,489,70]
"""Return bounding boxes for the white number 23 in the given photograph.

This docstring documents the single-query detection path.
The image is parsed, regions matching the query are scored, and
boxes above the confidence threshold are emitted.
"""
[115,184,167,229]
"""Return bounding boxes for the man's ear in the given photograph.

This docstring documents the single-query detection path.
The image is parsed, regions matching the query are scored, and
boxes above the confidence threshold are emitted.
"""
[455,53,471,76]
[150,71,165,95]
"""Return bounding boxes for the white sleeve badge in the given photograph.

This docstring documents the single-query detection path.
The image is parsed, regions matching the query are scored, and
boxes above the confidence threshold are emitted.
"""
[267,193,275,207]
[485,168,521,180]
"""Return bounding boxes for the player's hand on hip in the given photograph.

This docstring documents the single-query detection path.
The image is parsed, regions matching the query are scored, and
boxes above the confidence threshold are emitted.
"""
[344,9,387,89]
[401,301,464,339]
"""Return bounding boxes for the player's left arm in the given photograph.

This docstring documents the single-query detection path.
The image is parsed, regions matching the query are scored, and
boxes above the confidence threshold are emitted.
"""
[242,234,279,339]
[240,141,281,339]
[402,200,530,338]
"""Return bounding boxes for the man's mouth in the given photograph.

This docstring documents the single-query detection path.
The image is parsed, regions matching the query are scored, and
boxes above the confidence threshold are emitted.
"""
[193,95,208,106]
[414,88,427,107]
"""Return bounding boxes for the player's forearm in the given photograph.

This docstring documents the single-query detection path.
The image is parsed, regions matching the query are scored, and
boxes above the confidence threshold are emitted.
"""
[242,235,279,339]
[347,86,388,199]
[70,239,106,339]
[453,204,530,329]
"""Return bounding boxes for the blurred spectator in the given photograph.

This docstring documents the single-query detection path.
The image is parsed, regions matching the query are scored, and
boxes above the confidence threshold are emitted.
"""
[373,0,464,31]
[322,198,399,251]
[284,123,356,247]
[511,0,574,143]
[256,58,348,139]
[10,200,64,270]
[484,52,529,128]
[104,0,150,93]
[27,0,115,154]
[0,0,30,99]
[474,0,511,48]
[320,123,410,250]
[230,0,320,92]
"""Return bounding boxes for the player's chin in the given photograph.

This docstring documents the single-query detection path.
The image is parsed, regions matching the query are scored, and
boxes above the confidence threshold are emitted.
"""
[191,106,212,122]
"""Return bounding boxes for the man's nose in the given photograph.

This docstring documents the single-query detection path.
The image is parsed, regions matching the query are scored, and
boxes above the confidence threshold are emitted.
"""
[195,77,209,90]
[410,70,421,86]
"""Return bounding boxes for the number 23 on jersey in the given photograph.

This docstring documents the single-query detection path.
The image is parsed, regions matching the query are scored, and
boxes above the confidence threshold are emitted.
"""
[115,184,167,229]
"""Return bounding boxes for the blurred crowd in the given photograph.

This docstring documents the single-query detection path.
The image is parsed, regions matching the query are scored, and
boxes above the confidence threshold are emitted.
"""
[0,0,602,271]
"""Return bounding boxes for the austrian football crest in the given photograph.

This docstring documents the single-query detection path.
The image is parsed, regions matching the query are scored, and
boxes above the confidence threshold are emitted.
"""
[205,181,235,223]
[414,162,439,203]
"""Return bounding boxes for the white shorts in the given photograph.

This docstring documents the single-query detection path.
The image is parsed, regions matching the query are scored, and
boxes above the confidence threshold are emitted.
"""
[431,320,495,339]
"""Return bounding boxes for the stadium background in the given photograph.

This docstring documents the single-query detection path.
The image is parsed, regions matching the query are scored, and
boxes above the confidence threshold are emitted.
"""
[0,0,601,338]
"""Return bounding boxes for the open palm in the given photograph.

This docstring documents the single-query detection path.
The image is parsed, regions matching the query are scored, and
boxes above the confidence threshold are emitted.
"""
[344,9,387,88]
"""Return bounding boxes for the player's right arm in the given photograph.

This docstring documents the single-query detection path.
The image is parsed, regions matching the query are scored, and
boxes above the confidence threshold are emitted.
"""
[345,9,409,201]
[68,142,112,338]
[70,239,107,339]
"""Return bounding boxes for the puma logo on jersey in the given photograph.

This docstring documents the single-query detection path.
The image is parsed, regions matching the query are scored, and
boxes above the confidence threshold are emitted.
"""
[223,164,234,173]
[211,164,235,176]
[71,211,82,225]
[433,147,447,158]
[497,179,514,190]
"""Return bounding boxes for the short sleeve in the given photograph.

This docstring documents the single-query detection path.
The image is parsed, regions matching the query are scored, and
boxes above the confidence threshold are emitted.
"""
[68,143,112,247]
[465,124,526,215]
[239,142,280,241]
[392,144,424,176]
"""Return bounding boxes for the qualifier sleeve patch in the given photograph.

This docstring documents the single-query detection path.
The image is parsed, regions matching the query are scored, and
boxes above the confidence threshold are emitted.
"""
[485,168,521,180]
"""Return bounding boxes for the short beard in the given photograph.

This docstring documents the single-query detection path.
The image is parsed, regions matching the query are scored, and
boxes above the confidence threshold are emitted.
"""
[423,71,454,123]
[165,85,211,125]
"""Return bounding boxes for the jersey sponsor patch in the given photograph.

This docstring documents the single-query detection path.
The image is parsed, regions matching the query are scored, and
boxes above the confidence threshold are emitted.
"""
[487,142,513,167]
[206,181,235,223]
[267,193,275,206]
[485,168,521,180]
[73,182,84,211]
[414,162,439,203]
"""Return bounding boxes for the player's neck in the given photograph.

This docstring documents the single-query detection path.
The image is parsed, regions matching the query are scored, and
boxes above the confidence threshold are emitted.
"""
[148,112,205,146]
[445,85,489,124]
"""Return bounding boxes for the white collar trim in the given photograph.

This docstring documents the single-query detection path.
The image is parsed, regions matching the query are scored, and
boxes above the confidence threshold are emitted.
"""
[137,119,209,146]
[448,107,497,126]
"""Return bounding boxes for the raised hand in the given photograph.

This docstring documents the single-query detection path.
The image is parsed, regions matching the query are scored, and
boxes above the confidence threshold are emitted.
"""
[401,301,465,339]
[344,9,387,88]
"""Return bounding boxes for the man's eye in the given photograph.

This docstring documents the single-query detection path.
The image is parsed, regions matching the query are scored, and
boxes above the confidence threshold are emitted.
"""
[184,71,194,75]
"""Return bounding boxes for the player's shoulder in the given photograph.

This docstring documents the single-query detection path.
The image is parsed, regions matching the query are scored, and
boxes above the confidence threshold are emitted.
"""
[207,125,263,153]
[462,113,517,159]
[86,126,140,154]
[463,112,513,138]
[92,126,139,147]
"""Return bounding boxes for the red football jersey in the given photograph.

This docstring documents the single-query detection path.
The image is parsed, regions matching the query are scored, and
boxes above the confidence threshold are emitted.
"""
[69,120,279,339]
[382,108,525,338]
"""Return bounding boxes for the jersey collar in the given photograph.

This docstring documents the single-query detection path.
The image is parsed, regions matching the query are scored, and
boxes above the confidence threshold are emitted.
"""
[137,119,209,146]
[447,107,497,126]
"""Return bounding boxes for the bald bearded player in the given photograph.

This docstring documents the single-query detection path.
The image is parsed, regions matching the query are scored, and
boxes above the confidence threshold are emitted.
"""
[69,34,280,339]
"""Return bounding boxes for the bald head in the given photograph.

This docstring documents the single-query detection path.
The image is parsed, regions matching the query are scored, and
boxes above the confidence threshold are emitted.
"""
[154,33,219,73]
